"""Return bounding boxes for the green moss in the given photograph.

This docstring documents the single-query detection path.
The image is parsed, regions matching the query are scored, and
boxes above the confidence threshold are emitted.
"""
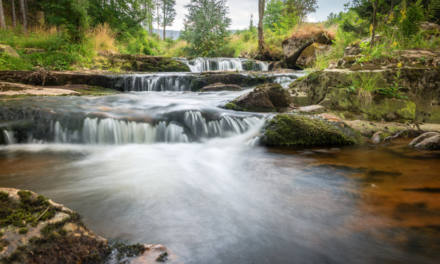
[0,191,56,228]
[261,114,358,148]
[224,102,244,111]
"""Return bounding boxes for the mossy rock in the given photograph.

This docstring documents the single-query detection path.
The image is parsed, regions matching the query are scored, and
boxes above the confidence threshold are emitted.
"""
[261,114,359,148]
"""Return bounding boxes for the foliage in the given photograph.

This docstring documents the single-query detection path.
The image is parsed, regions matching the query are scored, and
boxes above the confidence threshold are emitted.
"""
[0,28,94,70]
[182,0,231,57]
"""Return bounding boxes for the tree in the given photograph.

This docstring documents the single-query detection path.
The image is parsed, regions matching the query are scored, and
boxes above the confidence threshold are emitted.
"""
[12,0,17,28]
[0,0,5,29]
[264,0,284,30]
[182,0,231,56]
[19,0,27,32]
[258,0,265,56]
[160,0,176,39]
[40,0,89,41]
[285,0,318,22]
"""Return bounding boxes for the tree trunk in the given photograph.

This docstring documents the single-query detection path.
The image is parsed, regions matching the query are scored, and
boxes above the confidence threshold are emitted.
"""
[258,0,265,55]
[370,0,378,48]
[12,0,17,28]
[162,0,166,40]
[0,0,5,29]
[156,0,160,37]
[19,0,27,32]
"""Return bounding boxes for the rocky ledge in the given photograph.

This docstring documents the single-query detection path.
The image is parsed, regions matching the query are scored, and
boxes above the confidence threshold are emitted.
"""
[0,70,284,92]
[289,66,440,123]
[0,188,178,264]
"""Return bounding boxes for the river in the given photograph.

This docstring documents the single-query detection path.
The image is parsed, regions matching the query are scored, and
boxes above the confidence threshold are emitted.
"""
[0,59,439,264]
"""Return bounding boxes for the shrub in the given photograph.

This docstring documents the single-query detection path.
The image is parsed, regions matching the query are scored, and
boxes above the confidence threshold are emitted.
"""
[399,0,424,40]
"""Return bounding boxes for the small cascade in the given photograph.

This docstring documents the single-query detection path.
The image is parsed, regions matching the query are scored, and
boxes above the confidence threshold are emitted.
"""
[181,58,269,72]
[115,72,301,91]
[117,73,195,92]
[1,110,264,145]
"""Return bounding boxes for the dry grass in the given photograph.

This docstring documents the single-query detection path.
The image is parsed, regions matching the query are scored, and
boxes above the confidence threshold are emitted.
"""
[290,23,336,40]
[89,24,118,54]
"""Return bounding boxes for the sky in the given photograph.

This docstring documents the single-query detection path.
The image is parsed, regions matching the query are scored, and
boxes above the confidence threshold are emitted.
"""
[168,0,348,31]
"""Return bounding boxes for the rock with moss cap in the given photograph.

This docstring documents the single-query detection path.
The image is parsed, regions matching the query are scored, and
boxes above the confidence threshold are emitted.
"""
[261,114,359,148]
[0,188,178,264]
[225,83,292,112]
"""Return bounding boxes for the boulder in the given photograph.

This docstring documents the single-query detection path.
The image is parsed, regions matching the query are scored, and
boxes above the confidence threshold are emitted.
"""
[0,45,20,58]
[282,29,333,69]
[200,83,242,92]
[225,83,292,112]
[261,114,359,148]
[409,132,440,150]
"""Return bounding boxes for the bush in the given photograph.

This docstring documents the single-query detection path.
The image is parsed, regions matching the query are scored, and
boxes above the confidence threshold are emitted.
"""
[399,0,424,39]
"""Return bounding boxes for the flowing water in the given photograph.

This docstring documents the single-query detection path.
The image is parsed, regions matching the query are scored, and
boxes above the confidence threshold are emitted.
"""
[0,69,439,264]
[180,58,269,72]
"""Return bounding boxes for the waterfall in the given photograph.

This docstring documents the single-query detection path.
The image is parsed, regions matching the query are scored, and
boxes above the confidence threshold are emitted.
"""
[181,58,269,72]
[2,130,16,144]
[118,73,194,92]
[42,112,263,145]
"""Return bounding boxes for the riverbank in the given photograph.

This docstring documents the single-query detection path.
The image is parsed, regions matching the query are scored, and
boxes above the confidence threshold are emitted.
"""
[0,188,177,263]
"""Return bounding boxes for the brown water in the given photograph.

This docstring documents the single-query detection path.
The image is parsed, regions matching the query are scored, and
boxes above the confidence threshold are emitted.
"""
[0,140,439,264]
